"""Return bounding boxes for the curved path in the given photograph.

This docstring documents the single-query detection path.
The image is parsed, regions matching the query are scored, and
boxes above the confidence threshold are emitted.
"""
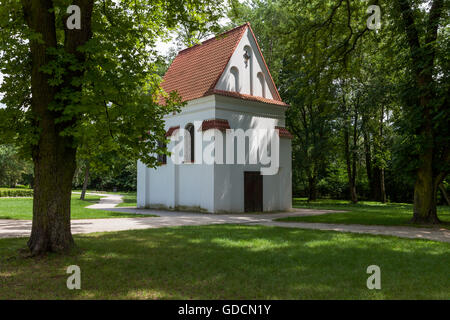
[0,193,448,243]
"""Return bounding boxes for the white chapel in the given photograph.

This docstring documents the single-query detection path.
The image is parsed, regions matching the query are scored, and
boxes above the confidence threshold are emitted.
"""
[137,23,292,213]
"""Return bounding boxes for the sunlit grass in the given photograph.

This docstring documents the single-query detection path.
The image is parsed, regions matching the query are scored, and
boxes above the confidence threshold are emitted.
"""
[0,194,151,220]
[0,225,448,299]
[116,192,137,208]
[278,198,450,229]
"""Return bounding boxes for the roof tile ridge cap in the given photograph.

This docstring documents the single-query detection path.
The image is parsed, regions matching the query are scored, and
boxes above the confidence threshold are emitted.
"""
[204,23,249,96]
[247,24,283,102]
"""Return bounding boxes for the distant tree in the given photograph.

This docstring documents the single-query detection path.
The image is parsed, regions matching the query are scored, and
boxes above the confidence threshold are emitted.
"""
[0,144,32,187]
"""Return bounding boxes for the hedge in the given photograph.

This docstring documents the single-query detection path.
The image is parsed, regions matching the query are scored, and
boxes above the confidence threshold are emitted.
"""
[0,188,34,197]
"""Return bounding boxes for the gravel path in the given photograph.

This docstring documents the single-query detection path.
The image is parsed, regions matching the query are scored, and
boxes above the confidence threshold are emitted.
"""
[0,193,448,243]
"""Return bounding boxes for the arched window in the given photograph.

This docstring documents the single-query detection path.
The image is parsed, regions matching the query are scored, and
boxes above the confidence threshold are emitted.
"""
[243,46,253,95]
[184,123,195,163]
[157,141,167,165]
[230,66,239,92]
[257,72,265,98]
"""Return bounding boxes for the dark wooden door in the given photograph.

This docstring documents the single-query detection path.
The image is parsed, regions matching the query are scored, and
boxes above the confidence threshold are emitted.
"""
[244,171,263,212]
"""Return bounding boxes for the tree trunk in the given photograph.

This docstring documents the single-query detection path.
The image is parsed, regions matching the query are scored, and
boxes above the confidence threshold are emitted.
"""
[344,120,358,204]
[372,167,381,201]
[308,175,317,201]
[439,183,450,206]
[351,112,358,204]
[378,105,386,203]
[412,150,440,224]
[363,130,375,199]
[22,0,94,255]
[28,138,77,255]
[380,168,386,203]
[80,162,90,201]
[396,0,445,224]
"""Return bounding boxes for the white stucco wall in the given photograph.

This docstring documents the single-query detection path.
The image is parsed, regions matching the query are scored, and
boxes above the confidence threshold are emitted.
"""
[138,96,216,211]
[137,94,292,213]
[212,95,291,212]
[215,28,276,100]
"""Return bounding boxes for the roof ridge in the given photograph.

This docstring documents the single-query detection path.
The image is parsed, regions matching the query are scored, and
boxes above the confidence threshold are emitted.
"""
[177,23,249,55]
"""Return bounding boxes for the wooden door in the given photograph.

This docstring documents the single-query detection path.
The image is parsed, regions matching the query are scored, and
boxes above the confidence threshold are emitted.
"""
[244,171,263,212]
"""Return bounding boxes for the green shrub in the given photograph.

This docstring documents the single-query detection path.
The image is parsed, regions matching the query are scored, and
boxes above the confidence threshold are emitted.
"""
[0,188,33,197]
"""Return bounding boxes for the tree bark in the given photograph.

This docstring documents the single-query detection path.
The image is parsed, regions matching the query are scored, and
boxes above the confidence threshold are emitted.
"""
[380,168,386,203]
[439,183,450,206]
[351,110,358,203]
[396,0,445,224]
[308,175,317,201]
[344,116,358,204]
[29,141,77,254]
[363,130,375,199]
[22,0,93,255]
[80,162,90,201]
[412,161,440,224]
[378,105,386,203]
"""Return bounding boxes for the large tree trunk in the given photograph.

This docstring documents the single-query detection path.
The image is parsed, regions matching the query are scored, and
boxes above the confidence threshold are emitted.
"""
[22,0,93,255]
[396,0,445,224]
[412,161,440,224]
[80,162,90,201]
[372,167,382,201]
[29,137,77,255]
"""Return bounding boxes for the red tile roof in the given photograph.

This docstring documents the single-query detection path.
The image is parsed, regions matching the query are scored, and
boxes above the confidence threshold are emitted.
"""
[275,126,293,139]
[200,119,231,132]
[165,126,180,137]
[161,23,286,107]
[213,89,288,106]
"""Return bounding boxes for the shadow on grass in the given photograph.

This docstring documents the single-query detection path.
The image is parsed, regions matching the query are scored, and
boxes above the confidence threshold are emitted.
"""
[0,225,448,300]
[291,199,450,229]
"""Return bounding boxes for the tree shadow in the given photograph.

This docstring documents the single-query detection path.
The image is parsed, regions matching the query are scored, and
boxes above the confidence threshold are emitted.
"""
[0,225,448,299]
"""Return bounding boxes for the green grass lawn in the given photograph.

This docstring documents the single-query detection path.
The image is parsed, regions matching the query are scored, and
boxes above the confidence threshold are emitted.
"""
[0,224,448,299]
[277,198,450,229]
[72,190,137,208]
[0,194,151,220]
[116,192,137,208]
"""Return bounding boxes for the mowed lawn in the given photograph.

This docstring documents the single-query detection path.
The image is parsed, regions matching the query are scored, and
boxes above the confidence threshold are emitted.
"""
[116,192,137,208]
[71,190,137,208]
[277,199,450,229]
[0,194,149,220]
[0,225,448,299]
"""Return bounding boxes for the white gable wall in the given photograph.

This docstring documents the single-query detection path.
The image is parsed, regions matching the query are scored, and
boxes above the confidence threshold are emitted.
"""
[215,28,276,100]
